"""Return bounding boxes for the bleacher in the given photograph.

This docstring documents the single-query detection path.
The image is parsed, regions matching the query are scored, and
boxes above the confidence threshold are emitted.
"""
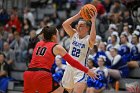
[119,68,140,92]
[8,62,27,93]
[0,0,140,93]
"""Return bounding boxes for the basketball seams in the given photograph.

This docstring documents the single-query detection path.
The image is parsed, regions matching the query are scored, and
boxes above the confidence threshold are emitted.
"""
[83,7,89,20]
[80,4,97,20]
[86,6,94,19]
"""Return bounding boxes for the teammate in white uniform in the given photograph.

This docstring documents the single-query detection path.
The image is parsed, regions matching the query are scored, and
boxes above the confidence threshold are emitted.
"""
[62,11,97,93]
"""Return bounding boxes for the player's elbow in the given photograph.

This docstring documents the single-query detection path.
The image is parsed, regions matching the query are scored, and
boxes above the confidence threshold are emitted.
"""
[62,21,67,27]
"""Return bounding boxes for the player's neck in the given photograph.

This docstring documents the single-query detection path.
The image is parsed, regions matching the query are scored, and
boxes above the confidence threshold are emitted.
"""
[79,34,87,39]
[99,66,104,69]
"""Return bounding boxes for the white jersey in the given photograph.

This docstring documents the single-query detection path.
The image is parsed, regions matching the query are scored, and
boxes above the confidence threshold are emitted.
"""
[68,33,90,66]
[62,33,91,89]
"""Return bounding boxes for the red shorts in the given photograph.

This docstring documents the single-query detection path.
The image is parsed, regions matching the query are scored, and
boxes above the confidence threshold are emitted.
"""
[23,71,59,93]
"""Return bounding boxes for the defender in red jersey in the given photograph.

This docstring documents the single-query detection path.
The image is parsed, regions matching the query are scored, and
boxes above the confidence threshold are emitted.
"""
[23,26,97,93]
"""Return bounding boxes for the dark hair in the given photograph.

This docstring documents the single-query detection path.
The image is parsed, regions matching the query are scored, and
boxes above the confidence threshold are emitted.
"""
[39,26,57,41]
[93,45,98,53]
[24,18,32,27]
[0,52,6,58]
[114,0,121,4]
[88,58,95,67]
[12,7,18,11]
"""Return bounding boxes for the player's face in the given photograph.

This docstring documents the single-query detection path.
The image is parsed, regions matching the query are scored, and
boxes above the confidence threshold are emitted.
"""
[98,58,104,67]
[77,20,89,35]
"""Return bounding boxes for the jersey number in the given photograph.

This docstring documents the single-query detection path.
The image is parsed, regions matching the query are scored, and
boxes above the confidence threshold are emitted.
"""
[36,47,47,56]
[71,47,80,57]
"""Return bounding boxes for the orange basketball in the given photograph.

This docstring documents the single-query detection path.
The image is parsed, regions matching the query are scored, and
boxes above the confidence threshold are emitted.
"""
[80,4,97,20]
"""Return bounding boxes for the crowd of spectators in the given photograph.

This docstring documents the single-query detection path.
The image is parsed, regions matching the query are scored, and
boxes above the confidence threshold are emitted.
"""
[0,0,140,92]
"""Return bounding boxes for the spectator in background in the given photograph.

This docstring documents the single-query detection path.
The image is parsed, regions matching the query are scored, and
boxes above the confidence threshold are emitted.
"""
[110,0,126,16]
[121,25,132,43]
[36,20,47,35]
[91,0,106,16]
[86,58,96,93]
[128,31,140,68]
[3,42,15,65]
[91,45,100,67]
[53,55,66,83]
[87,58,96,70]
[0,52,11,93]
[122,9,133,27]
[106,34,120,51]
[22,18,32,36]
[51,12,61,27]
[0,8,9,26]
[131,31,140,61]
[7,33,14,45]
[118,33,132,62]
[0,24,8,41]
[0,34,4,51]
[108,48,129,80]
[109,0,126,31]
[101,0,113,13]
[27,30,40,64]
[59,28,70,52]
[11,7,18,18]
[10,32,28,62]
[24,7,35,27]
[98,42,111,67]
[105,24,118,41]
[55,55,66,72]
[4,14,21,33]
[87,56,109,93]
[95,35,102,47]
[98,42,107,52]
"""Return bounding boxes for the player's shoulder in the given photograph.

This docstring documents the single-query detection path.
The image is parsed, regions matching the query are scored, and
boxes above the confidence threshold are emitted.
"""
[35,40,44,45]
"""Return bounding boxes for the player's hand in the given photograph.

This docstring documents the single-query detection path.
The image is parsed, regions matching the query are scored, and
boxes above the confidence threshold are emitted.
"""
[90,12,97,22]
[86,69,98,79]
[77,11,81,18]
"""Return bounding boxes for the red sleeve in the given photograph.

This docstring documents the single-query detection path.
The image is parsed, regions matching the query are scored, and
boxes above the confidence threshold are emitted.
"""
[62,53,88,73]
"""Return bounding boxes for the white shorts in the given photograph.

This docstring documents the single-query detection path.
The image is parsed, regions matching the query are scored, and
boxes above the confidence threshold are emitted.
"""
[62,65,87,89]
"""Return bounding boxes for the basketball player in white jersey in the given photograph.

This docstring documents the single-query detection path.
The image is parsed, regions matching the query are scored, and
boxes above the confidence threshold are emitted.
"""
[61,11,97,93]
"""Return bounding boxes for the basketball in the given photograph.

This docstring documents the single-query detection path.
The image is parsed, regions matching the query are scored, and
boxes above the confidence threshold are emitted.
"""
[80,4,97,20]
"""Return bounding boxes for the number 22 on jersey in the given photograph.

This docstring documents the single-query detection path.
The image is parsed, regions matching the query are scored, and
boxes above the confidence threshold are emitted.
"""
[71,47,80,57]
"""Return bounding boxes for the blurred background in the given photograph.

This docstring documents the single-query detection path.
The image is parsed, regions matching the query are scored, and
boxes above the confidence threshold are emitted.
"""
[0,0,140,93]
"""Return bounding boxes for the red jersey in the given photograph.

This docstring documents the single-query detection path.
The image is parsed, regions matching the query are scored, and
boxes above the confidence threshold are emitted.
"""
[29,40,57,70]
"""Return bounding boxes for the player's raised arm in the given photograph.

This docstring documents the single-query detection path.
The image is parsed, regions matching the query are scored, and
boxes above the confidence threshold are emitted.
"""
[53,44,98,79]
[88,13,97,49]
[62,12,81,38]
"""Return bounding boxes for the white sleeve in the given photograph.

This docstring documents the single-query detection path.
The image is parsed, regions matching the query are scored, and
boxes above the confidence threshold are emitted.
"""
[114,44,120,49]
[137,44,140,53]
[105,51,113,61]
[104,68,109,77]
[112,55,121,66]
